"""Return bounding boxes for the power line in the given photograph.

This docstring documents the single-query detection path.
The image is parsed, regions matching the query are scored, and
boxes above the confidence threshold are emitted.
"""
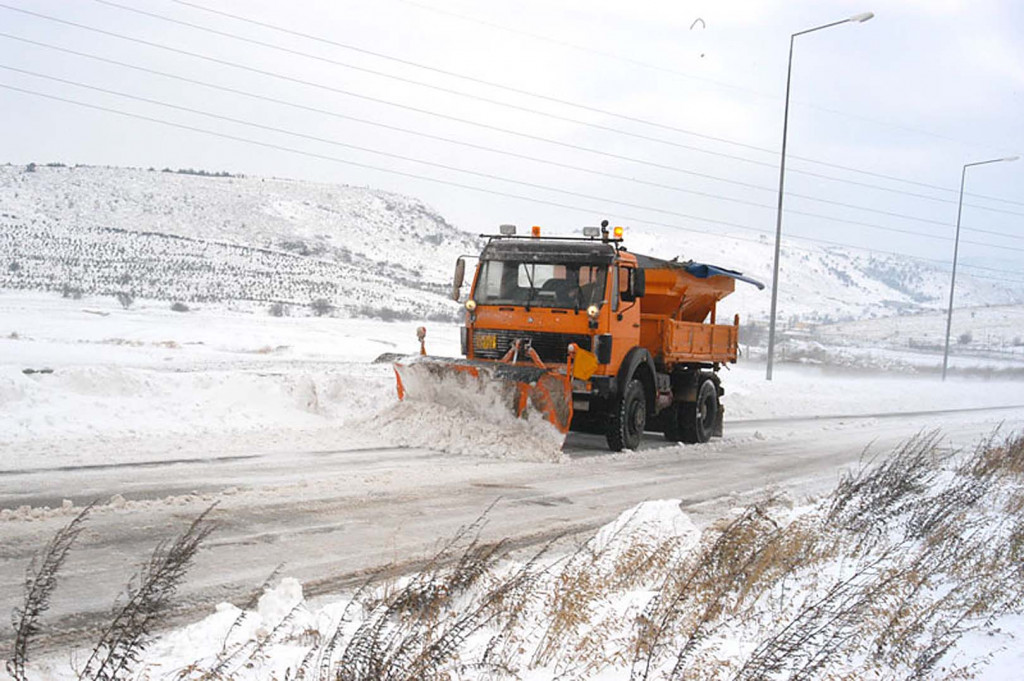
[0,81,759,243]
[389,0,1024,170]
[9,63,1024,257]
[84,0,1024,212]
[3,81,1022,287]
[168,0,771,158]
[7,2,1024,222]
[87,1,801,171]
[0,9,788,189]
[4,33,1022,246]
[175,0,1024,209]
[0,34,775,204]
[392,0,774,99]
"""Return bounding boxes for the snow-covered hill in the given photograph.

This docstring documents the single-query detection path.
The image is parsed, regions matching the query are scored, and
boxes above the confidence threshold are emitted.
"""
[0,163,480,319]
[1,163,1021,324]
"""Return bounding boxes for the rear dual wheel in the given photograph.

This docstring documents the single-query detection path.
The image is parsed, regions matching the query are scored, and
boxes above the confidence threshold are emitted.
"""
[664,378,719,444]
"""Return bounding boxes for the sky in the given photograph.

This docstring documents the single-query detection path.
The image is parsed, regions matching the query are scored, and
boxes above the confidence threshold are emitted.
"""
[1,0,1022,287]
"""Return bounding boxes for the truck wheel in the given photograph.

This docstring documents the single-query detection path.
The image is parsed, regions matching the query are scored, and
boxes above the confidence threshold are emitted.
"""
[606,379,646,451]
[678,379,719,444]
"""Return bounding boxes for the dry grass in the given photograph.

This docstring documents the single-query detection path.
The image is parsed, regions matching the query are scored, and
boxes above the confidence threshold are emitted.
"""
[6,503,94,681]
[827,431,947,540]
[7,504,217,681]
[81,504,217,681]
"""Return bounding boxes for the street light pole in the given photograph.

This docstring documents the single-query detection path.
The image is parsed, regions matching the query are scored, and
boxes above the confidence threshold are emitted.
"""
[940,155,1018,380]
[765,11,874,381]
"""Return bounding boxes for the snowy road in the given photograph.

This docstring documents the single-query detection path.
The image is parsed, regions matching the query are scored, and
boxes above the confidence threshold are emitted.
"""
[3,405,1022,654]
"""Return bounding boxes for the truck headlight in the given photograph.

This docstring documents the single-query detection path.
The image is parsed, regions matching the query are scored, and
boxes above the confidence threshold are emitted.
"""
[465,300,477,311]
[586,304,599,318]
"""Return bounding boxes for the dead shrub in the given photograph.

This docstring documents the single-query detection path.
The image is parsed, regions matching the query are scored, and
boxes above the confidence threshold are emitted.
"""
[827,431,946,539]
[82,505,217,681]
[6,504,94,681]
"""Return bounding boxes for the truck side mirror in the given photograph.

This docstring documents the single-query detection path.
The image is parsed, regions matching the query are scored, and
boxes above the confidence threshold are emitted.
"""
[452,257,465,301]
[633,268,646,298]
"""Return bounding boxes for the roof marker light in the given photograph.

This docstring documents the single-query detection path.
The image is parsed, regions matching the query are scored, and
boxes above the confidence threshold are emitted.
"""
[582,226,601,237]
[613,226,624,239]
[499,224,516,235]
[532,225,542,238]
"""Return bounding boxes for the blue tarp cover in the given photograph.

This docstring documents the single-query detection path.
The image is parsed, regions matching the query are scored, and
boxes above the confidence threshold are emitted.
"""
[684,262,765,290]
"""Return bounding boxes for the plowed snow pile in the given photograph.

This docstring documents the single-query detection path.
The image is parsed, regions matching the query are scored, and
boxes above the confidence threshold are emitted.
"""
[364,369,566,462]
[366,400,565,462]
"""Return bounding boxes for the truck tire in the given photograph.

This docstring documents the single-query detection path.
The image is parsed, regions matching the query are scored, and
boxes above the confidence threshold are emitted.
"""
[606,379,646,451]
[678,378,719,444]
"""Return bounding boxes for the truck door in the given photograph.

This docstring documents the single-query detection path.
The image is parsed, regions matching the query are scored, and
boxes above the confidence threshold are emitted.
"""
[610,264,642,369]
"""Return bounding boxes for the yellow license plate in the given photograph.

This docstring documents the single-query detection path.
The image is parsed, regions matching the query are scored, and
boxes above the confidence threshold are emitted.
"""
[475,333,497,350]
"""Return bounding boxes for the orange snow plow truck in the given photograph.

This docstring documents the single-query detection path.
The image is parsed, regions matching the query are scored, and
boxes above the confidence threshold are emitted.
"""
[392,222,763,451]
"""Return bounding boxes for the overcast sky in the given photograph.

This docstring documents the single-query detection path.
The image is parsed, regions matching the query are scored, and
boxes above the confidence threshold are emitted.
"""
[1,0,1022,285]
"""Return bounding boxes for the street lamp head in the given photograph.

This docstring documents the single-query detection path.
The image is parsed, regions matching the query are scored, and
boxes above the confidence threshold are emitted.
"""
[1001,155,1020,163]
[848,11,875,23]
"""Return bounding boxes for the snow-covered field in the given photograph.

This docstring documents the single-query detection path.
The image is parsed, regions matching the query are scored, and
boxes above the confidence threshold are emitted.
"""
[4,290,1023,473]
[4,290,1024,679]
[810,304,1024,373]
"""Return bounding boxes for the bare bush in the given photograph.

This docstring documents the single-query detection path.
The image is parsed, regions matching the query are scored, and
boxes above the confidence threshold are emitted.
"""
[170,302,189,313]
[310,298,334,317]
[115,292,134,310]
[61,283,83,300]
[332,508,517,681]
[6,504,93,681]
[268,302,289,317]
[827,431,945,539]
[81,505,217,681]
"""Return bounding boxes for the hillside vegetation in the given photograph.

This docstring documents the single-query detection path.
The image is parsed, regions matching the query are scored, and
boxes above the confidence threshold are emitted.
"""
[1,164,479,320]
[2,163,1021,325]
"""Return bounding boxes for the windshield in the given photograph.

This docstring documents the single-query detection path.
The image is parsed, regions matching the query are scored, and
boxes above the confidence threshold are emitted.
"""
[474,261,607,309]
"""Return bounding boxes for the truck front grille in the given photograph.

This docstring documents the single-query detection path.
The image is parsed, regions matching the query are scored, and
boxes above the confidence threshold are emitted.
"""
[473,328,591,364]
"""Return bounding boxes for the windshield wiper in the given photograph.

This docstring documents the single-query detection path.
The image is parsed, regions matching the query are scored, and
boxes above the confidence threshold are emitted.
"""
[523,265,536,312]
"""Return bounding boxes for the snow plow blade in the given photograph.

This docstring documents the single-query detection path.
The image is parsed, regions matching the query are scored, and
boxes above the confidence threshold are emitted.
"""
[391,355,574,434]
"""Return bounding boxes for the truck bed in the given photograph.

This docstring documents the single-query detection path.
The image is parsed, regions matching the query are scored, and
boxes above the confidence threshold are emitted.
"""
[640,314,739,365]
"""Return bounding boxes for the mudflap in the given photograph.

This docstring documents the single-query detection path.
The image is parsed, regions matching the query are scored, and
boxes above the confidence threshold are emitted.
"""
[392,355,574,434]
